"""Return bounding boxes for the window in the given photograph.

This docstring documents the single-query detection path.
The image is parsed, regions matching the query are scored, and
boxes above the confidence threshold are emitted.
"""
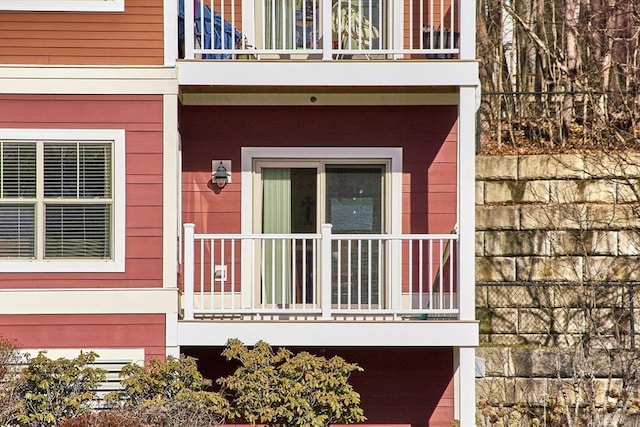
[0,0,124,12]
[0,129,125,272]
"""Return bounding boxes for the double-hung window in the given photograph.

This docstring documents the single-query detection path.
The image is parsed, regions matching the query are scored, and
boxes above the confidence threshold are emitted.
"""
[0,129,125,272]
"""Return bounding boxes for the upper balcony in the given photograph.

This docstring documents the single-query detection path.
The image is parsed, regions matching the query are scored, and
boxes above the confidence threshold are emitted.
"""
[176,0,478,88]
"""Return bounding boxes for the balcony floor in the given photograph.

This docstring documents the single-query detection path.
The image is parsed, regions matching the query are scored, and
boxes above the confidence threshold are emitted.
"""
[177,59,479,88]
[177,319,479,347]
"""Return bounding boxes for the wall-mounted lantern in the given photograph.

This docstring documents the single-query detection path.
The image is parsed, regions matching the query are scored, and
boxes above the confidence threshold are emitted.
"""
[212,160,231,188]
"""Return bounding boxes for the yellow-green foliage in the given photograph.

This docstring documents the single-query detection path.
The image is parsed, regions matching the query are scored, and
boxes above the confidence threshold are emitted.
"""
[218,338,366,427]
[16,352,105,426]
[0,337,26,426]
[108,355,228,426]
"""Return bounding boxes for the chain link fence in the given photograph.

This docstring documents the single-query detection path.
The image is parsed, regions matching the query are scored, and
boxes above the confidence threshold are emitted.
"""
[477,282,640,348]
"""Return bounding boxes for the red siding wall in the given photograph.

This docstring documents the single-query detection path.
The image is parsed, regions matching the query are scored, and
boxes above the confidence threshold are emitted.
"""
[0,94,164,289]
[179,105,458,235]
[0,0,164,65]
[0,314,166,361]
[184,346,455,427]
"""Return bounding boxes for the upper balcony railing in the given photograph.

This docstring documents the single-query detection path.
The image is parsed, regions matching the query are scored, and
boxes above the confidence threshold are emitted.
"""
[179,0,467,61]
[182,223,459,321]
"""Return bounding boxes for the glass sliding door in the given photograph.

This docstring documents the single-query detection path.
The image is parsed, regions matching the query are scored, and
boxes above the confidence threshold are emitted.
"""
[326,165,384,307]
[257,162,386,308]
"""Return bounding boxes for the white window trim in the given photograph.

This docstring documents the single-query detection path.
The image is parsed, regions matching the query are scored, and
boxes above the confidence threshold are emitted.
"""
[0,0,124,12]
[241,147,403,236]
[0,128,125,273]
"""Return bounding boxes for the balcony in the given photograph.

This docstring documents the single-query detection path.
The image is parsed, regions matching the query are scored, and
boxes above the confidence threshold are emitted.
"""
[182,223,459,322]
[178,0,470,61]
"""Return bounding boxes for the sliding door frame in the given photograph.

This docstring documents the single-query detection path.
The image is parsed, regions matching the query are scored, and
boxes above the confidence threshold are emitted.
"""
[241,147,403,310]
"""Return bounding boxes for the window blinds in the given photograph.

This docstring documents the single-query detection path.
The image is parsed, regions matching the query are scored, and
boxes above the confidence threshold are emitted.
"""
[0,141,113,260]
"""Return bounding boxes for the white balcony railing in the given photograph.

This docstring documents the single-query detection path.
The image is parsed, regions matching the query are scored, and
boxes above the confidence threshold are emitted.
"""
[180,0,462,60]
[183,223,459,320]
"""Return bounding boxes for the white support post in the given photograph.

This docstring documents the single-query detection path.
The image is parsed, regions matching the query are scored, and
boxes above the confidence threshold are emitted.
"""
[458,0,476,60]
[242,0,255,52]
[165,312,180,358]
[456,347,476,426]
[457,86,476,322]
[164,0,178,65]
[320,224,333,319]
[322,0,333,60]
[184,0,195,60]
[183,223,195,321]
[392,0,404,59]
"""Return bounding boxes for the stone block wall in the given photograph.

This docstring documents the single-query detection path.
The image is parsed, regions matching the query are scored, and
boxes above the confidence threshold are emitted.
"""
[475,153,640,423]
[477,153,640,286]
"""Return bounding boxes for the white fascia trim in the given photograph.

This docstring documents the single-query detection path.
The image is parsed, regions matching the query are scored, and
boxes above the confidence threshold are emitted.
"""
[0,66,178,95]
[0,129,125,273]
[178,61,480,87]
[241,147,402,236]
[177,321,480,347]
[0,0,124,11]
[0,288,178,315]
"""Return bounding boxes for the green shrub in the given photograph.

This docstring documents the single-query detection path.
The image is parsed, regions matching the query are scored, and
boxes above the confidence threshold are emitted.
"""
[219,339,366,427]
[108,355,228,426]
[16,351,105,426]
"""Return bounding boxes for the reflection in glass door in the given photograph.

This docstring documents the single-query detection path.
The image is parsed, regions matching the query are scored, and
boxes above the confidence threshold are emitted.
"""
[326,166,384,307]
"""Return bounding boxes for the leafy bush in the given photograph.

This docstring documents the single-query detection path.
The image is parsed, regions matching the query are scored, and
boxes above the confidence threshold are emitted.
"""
[0,337,26,425]
[218,339,366,427]
[17,351,105,426]
[108,355,228,426]
[59,411,149,427]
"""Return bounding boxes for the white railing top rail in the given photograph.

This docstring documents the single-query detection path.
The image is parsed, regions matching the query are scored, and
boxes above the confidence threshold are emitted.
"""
[192,232,458,240]
[193,232,321,240]
[330,233,458,240]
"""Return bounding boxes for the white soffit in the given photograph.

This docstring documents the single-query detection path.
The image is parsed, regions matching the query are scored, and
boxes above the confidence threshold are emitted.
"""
[180,91,458,106]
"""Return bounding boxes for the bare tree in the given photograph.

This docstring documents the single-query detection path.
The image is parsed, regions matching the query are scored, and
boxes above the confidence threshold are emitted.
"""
[477,0,640,153]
